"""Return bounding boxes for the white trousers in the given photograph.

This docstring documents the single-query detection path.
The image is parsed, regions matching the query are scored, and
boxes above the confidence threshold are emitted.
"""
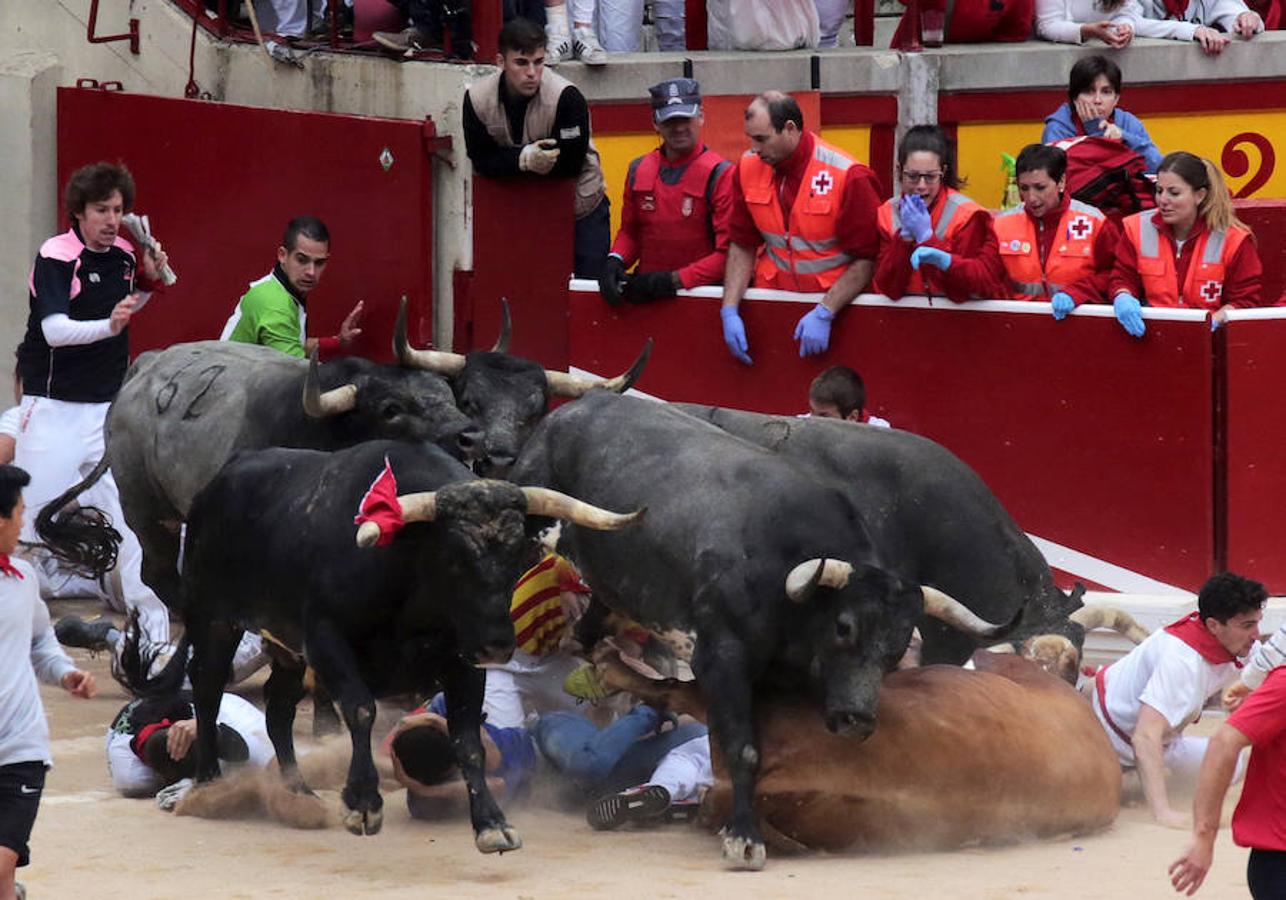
[649,734,712,803]
[15,396,170,648]
[593,0,684,50]
[814,0,847,47]
[482,649,584,729]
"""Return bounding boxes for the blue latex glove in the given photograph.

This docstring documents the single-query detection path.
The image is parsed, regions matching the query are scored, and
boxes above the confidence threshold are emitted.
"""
[1051,291,1076,320]
[910,246,952,272]
[793,303,834,357]
[721,306,753,365]
[1211,314,1223,333]
[1113,293,1146,338]
[899,193,933,244]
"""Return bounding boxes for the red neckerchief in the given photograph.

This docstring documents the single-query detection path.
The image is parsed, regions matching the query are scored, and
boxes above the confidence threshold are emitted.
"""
[1161,0,1189,18]
[1164,611,1243,667]
[353,455,405,546]
[0,555,24,579]
[132,719,174,761]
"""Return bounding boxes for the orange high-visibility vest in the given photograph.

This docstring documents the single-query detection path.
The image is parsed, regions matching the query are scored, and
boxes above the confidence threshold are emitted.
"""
[739,136,859,292]
[1122,211,1251,309]
[993,199,1105,300]
[876,188,989,296]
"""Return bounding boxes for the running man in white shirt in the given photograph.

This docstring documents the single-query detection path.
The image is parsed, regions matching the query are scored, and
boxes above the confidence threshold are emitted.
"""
[1090,572,1264,827]
[0,465,96,900]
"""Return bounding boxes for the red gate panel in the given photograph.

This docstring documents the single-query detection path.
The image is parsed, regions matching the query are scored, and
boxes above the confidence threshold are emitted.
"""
[56,87,434,359]
[1222,309,1286,593]
[571,286,1216,592]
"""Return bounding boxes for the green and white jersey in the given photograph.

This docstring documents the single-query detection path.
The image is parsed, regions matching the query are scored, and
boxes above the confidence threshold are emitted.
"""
[220,268,307,358]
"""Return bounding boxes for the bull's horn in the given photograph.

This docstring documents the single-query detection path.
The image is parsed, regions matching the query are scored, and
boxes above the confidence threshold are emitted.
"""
[921,586,1008,637]
[491,298,512,353]
[394,297,466,376]
[302,348,358,418]
[785,559,854,603]
[1070,605,1150,644]
[398,492,439,524]
[355,521,383,548]
[520,487,645,531]
[544,339,653,398]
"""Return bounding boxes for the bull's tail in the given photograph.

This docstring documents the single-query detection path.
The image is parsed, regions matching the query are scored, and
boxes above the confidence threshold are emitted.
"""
[111,609,191,700]
[33,456,121,579]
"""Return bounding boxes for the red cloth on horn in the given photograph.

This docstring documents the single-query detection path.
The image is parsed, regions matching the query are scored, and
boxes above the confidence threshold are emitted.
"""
[354,456,405,546]
[0,554,24,579]
[1164,611,1243,667]
[132,719,174,761]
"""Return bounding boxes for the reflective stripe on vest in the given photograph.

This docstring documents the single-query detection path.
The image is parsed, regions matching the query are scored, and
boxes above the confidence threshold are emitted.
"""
[765,245,856,274]
[934,192,969,240]
[1204,228,1226,263]
[762,233,843,252]
[812,143,853,172]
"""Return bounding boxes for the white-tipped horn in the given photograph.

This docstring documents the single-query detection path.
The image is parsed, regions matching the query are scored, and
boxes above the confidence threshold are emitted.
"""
[302,348,358,418]
[393,297,466,375]
[398,492,439,524]
[491,298,512,353]
[520,487,645,531]
[784,559,854,603]
[544,339,653,398]
[921,586,1008,637]
[1070,605,1150,644]
[355,521,383,548]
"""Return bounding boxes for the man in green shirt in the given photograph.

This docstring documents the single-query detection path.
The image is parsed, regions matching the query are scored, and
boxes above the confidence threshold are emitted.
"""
[221,216,363,359]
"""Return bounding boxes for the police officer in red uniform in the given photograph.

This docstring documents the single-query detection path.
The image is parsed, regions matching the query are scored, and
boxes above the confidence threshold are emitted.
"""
[599,79,734,305]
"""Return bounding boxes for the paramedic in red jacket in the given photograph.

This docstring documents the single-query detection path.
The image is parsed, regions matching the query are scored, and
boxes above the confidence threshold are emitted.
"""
[720,91,884,364]
[1109,151,1264,338]
[874,125,1006,303]
[993,143,1120,315]
[599,78,734,305]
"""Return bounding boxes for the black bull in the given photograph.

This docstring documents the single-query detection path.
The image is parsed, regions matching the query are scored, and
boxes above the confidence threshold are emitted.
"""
[509,391,1011,869]
[674,404,1087,665]
[179,439,641,851]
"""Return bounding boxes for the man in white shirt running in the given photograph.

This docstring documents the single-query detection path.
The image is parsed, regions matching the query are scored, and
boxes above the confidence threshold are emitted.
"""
[0,465,96,900]
[1091,571,1264,827]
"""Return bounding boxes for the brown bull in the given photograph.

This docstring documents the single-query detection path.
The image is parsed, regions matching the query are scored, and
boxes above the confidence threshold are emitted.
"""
[596,650,1120,853]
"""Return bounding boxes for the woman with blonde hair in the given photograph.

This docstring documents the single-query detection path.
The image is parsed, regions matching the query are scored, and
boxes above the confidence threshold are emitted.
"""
[1108,151,1264,337]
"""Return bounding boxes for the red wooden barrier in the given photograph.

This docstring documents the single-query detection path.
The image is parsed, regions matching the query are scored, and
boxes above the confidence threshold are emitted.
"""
[56,87,435,360]
[1234,199,1286,306]
[1221,309,1286,592]
[569,284,1216,592]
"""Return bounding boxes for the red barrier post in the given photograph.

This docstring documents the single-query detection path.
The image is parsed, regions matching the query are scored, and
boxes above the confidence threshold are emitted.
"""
[853,0,875,46]
[684,0,707,49]
[474,0,503,62]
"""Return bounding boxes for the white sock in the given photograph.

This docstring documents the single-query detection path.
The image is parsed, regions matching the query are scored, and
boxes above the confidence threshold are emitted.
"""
[546,3,570,36]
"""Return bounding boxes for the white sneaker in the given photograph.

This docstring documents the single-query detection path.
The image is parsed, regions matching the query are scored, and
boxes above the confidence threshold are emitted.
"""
[546,28,572,65]
[573,27,607,65]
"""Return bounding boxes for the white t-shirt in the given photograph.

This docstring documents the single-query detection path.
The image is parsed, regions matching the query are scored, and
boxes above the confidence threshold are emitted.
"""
[0,406,19,440]
[1098,629,1243,763]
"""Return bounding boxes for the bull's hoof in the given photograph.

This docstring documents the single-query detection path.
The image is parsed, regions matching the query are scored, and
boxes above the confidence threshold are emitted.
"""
[721,834,767,871]
[342,806,383,836]
[475,825,523,854]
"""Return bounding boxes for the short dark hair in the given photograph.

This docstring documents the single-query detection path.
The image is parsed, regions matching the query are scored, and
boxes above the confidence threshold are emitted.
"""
[748,92,804,134]
[898,124,961,190]
[65,162,135,218]
[1015,143,1068,182]
[0,465,30,519]
[1197,572,1267,623]
[809,366,866,418]
[498,18,546,55]
[1068,55,1122,106]
[392,725,457,786]
[282,216,330,252]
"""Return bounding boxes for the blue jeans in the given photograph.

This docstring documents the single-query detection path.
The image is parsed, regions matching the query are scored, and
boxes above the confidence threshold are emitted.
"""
[574,196,610,280]
[535,706,707,792]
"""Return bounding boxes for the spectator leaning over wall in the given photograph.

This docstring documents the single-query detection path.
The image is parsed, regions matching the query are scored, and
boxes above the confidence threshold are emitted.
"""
[1134,0,1264,54]
[1034,0,1142,47]
[1108,151,1264,338]
[993,143,1120,314]
[463,18,611,280]
[719,92,883,364]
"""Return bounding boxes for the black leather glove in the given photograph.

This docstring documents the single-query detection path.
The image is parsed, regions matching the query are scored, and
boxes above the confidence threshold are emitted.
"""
[624,270,679,304]
[599,256,628,306]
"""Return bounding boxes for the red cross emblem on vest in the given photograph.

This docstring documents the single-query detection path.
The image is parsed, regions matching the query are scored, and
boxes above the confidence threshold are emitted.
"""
[1200,280,1223,304]
[1068,215,1093,240]
[810,171,833,196]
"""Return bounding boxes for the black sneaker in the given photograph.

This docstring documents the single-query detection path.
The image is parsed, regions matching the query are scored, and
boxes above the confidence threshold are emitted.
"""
[54,615,116,652]
[587,784,670,830]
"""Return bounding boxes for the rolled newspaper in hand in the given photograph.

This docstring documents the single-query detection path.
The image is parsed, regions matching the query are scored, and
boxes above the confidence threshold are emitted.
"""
[122,212,178,286]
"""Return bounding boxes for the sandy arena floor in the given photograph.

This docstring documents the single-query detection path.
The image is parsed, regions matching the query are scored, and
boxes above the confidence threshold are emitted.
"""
[20,598,1253,899]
